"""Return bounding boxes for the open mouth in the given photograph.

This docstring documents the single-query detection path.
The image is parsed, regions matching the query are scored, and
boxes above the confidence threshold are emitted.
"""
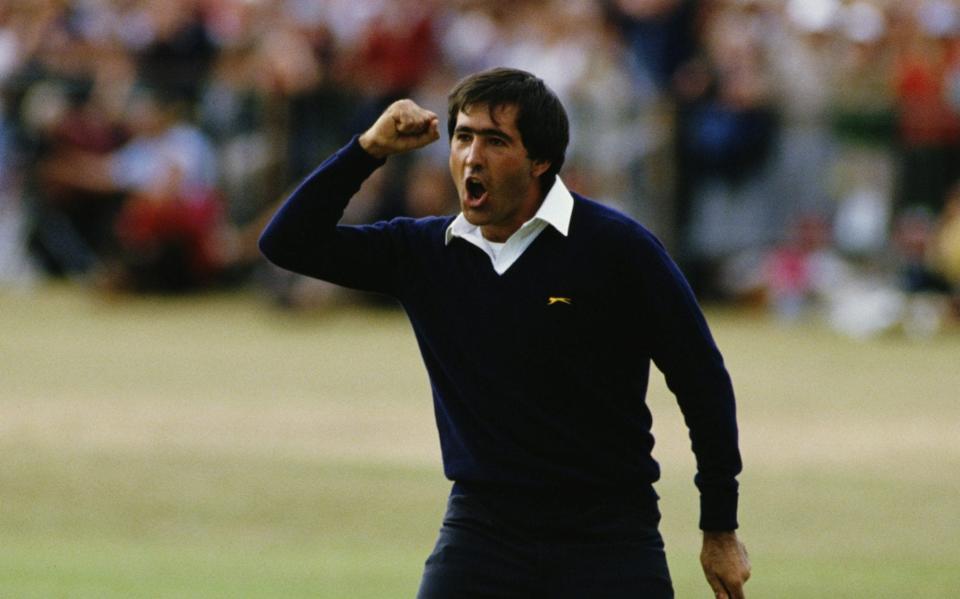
[466,177,486,201]
[464,177,489,209]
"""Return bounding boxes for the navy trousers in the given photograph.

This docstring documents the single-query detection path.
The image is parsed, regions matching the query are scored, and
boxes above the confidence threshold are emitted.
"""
[416,492,674,598]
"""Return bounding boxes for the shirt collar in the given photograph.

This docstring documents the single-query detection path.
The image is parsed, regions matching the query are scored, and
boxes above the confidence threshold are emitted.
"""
[445,177,574,245]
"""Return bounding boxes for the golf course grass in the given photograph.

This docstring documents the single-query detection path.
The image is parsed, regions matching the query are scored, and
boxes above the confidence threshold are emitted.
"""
[1,285,958,597]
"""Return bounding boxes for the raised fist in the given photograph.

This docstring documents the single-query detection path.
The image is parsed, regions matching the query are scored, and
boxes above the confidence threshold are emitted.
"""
[359,99,440,159]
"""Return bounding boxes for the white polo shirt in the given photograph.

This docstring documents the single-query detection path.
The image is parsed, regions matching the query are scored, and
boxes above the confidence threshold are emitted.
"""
[444,178,574,275]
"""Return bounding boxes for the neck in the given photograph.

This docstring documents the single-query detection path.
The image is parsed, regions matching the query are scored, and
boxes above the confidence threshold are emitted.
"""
[480,225,515,243]
[482,201,545,242]
[481,183,549,242]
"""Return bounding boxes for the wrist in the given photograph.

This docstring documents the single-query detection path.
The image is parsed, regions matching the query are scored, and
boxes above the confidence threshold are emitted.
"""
[358,132,387,159]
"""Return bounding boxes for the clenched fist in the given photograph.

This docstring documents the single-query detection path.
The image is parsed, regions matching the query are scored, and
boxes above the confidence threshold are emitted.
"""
[359,99,440,159]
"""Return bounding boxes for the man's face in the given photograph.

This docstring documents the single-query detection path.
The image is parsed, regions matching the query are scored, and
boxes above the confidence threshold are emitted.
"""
[449,103,550,242]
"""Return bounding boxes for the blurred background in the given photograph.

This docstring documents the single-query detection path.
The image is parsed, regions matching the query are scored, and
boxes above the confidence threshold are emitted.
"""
[1,0,959,597]
[1,0,960,331]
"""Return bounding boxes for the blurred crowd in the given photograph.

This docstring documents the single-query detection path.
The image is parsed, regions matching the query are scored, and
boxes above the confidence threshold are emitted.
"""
[2,0,960,337]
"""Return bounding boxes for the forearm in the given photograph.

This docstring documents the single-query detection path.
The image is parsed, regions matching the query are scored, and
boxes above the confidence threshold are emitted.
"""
[652,327,741,530]
[676,354,741,530]
[258,136,384,273]
[677,374,742,532]
[259,98,439,280]
[641,239,742,530]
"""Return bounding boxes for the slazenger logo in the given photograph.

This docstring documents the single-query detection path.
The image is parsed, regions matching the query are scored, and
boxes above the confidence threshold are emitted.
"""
[547,296,572,305]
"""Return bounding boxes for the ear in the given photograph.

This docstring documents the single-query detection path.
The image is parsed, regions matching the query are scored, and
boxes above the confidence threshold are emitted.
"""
[530,159,551,179]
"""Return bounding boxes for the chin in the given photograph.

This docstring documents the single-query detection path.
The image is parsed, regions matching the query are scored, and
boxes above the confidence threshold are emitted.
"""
[461,211,485,226]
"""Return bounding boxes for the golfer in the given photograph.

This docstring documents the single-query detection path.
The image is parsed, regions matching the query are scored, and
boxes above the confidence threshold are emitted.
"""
[260,68,749,598]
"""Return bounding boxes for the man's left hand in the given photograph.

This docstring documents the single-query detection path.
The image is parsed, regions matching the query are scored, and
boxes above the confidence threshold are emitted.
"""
[700,530,750,599]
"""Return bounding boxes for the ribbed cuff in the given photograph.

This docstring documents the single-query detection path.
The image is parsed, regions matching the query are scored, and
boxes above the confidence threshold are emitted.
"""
[699,490,739,531]
[343,134,388,169]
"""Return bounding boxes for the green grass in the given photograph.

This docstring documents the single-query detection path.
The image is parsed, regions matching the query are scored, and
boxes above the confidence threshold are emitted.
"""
[1,286,958,597]
[1,449,443,598]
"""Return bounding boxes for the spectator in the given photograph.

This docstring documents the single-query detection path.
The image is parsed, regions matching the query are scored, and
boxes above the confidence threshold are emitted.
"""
[41,87,226,291]
[0,0,952,335]
[892,0,960,214]
[828,1,897,257]
[674,0,780,297]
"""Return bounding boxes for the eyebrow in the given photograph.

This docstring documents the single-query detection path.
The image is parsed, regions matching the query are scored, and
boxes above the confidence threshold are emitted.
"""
[453,125,514,143]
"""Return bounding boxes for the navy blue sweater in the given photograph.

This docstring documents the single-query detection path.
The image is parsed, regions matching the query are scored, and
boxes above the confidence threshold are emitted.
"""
[259,137,742,531]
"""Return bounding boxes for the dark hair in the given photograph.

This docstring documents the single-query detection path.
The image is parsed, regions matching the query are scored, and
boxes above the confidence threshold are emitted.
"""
[447,67,569,192]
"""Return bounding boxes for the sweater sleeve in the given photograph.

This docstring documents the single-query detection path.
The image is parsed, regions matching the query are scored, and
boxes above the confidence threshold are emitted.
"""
[636,233,742,531]
[258,136,406,296]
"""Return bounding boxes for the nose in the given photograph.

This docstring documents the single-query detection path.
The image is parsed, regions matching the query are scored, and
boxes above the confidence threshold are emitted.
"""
[464,139,484,168]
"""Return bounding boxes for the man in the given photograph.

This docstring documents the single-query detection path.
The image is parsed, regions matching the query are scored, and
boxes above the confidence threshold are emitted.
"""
[260,68,750,598]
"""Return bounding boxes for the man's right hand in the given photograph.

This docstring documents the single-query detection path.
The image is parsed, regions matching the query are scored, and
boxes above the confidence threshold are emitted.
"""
[359,99,440,159]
